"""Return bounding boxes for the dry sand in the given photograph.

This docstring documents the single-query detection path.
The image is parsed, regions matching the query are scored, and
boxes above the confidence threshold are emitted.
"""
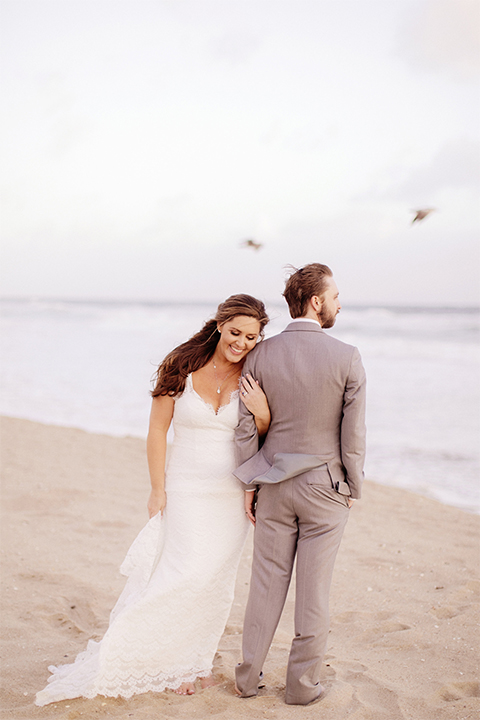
[1,415,479,719]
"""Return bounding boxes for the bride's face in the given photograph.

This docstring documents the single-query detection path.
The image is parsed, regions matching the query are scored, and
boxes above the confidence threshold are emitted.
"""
[216,315,261,363]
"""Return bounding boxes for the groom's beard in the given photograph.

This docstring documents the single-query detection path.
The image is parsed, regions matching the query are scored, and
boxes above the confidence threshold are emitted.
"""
[317,306,337,328]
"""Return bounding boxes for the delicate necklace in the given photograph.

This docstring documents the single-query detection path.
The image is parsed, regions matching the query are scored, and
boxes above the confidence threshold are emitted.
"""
[212,361,239,395]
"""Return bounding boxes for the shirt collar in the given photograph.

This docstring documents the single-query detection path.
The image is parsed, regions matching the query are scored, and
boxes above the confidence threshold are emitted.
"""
[287,317,321,327]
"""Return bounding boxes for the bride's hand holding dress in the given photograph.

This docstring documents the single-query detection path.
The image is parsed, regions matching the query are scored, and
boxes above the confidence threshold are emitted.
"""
[147,487,167,519]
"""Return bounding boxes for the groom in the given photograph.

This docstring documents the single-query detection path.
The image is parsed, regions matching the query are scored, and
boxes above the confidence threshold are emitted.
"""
[233,263,366,705]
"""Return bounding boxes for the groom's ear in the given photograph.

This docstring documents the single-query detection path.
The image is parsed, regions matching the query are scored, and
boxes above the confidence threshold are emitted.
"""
[311,295,322,312]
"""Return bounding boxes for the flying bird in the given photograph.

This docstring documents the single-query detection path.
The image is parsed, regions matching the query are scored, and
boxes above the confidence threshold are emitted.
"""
[411,208,436,224]
[240,239,263,251]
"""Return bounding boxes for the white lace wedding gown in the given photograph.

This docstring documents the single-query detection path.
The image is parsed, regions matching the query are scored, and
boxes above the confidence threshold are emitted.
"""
[36,375,249,705]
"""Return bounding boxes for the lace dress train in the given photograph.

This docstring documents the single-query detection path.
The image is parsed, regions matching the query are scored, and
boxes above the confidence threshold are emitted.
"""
[36,375,249,705]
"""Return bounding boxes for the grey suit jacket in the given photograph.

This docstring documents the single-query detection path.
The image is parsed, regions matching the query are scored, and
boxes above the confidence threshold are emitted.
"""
[234,321,366,499]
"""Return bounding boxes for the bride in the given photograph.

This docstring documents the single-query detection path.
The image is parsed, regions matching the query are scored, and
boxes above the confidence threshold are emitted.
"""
[36,294,270,705]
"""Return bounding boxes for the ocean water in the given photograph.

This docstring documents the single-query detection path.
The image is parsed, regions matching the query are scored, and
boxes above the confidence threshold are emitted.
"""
[1,299,479,513]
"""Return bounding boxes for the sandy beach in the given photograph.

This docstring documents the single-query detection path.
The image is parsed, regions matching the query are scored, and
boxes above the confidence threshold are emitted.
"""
[1,415,478,719]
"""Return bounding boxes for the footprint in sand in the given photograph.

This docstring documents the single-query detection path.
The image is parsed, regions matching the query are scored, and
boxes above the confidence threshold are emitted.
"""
[430,580,479,620]
[353,672,404,717]
[333,610,393,625]
[332,611,411,643]
[45,596,99,636]
[160,689,231,717]
[329,660,404,717]
[355,620,411,644]
[430,605,461,620]
[437,681,480,702]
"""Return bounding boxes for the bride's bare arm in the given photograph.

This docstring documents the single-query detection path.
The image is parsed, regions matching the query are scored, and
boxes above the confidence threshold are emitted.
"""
[146,395,175,518]
[240,373,271,437]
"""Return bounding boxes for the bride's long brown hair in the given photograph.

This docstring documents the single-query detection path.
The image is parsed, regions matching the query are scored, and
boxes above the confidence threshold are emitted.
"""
[152,294,269,397]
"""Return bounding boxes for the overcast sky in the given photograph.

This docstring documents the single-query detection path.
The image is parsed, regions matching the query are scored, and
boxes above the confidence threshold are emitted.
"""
[1,0,479,305]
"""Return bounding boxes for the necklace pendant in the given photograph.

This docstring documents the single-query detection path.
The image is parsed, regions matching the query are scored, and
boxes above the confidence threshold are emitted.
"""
[216,388,221,394]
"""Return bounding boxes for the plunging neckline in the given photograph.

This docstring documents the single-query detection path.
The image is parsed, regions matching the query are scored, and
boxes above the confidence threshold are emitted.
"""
[188,374,239,416]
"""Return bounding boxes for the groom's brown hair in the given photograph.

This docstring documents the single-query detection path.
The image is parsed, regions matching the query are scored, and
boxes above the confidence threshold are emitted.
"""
[283,263,333,318]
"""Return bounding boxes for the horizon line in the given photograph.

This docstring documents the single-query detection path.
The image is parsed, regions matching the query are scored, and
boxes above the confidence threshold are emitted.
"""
[1,296,479,312]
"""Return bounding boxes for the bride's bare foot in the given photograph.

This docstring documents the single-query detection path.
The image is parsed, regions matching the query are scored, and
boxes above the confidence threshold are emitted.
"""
[200,674,217,689]
[173,682,195,695]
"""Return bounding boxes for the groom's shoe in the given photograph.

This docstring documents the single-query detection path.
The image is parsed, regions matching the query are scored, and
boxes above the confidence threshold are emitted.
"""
[235,685,253,698]
[235,670,265,697]
[285,683,325,706]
